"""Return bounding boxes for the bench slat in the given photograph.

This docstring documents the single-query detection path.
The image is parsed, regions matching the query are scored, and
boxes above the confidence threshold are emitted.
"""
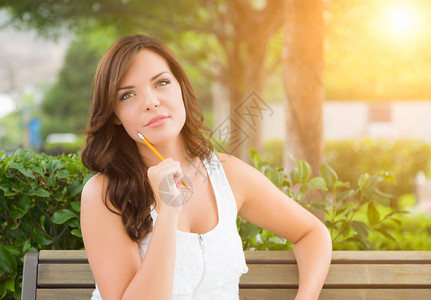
[38,264,95,287]
[37,263,431,287]
[39,250,431,263]
[35,288,431,300]
[37,289,94,299]
[242,264,431,287]
[239,289,431,300]
[244,251,431,264]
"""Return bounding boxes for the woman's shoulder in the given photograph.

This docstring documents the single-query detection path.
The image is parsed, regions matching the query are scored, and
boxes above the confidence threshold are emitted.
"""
[213,152,252,209]
[82,173,105,200]
[81,173,120,214]
[214,152,249,175]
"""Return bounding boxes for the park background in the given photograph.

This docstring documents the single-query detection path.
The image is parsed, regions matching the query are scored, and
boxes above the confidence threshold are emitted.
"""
[1,0,431,298]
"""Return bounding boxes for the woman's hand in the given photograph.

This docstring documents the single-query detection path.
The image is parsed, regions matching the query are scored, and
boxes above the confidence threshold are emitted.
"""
[147,158,186,215]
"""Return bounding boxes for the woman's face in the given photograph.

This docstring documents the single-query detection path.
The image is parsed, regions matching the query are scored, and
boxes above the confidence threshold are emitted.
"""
[113,49,186,146]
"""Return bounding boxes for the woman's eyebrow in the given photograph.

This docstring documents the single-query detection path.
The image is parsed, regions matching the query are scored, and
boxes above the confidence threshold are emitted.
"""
[151,71,169,81]
[117,71,169,91]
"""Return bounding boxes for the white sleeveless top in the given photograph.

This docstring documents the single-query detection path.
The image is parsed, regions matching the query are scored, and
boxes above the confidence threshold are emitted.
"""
[91,152,249,299]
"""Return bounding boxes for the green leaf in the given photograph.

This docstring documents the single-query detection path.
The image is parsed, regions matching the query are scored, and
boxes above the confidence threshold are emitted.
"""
[31,165,44,176]
[297,160,311,184]
[8,162,35,179]
[71,201,81,212]
[40,215,46,231]
[5,278,15,292]
[56,170,71,179]
[333,180,350,190]
[3,246,20,256]
[267,168,282,187]
[308,177,328,191]
[68,218,80,228]
[17,195,31,213]
[310,200,327,211]
[335,207,347,216]
[250,148,264,170]
[268,236,286,246]
[27,188,50,198]
[22,239,31,253]
[319,164,338,190]
[335,189,357,203]
[68,180,84,198]
[0,245,17,273]
[350,221,369,237]
[290,169,299,185]
[0,185,15,197]
[367,202,380,225]
[240,222,261,239]
[51,209,77,224]
[71,229,82,238]
[33,231,54,246]
[379,171,396,184]
[0,283,6,298]
[10,209,25,221]
[375,228,396,242]
[389,218,402,226]
[358,173,370,190]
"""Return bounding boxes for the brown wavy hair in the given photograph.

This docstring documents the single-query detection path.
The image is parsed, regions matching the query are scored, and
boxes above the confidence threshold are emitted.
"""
[81,35,213,242]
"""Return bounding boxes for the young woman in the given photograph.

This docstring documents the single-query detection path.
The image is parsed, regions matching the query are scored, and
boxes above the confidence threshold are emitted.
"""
[80,35,332,300]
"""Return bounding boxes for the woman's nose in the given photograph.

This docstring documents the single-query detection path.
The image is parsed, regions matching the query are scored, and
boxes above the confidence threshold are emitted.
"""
[140,90,160,111]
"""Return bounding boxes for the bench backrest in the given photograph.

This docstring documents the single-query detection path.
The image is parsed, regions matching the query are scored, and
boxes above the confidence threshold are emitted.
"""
[22,250,431,299]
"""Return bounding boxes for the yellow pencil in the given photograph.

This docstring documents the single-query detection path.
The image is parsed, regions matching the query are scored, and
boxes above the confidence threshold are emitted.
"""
[137,132,189,190]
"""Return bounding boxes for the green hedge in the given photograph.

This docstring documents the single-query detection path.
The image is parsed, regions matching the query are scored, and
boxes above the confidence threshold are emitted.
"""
[0,149,92,299]
[240,149,411,251]
[263,138,431,206]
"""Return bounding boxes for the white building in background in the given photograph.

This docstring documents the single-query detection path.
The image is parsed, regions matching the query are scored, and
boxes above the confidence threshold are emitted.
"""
[260,100,431,141]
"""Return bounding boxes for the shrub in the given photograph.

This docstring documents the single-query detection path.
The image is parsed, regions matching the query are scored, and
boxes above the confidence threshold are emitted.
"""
[326,138,431,207]
[0,149,93,299]
[263,138,431,207]
[240,149,408,251]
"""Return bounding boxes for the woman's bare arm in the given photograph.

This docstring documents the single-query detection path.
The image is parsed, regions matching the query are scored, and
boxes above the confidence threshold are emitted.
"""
[219,153,332,300]
[81,174,179,299]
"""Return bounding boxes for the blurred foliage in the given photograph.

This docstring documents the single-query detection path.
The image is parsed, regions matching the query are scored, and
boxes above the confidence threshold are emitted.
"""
[0,91,44,152]
[239,148,407,251]
[44,135,86,155]
[263,138,431,207]
[325,139,431,206]
[40,29,118,138]
[0,149,92,299]
[0,112,22,151]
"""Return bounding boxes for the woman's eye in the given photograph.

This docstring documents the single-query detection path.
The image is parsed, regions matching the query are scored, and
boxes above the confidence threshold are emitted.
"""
[156,79,170,88]
[120,92,135,101]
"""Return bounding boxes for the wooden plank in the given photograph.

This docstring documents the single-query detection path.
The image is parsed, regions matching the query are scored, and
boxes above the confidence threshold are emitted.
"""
[39,250,431,264]
[39,250,88,262]
[244,251,431,264]
[239,264,431,287]
[37,289,93,300]
[239,289,431,300]
[21,252,39,300]
[36,288,431,300]
[38,264,95,287]
[37,263,431,287]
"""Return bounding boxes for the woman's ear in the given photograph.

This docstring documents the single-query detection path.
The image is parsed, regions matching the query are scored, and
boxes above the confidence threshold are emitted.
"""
[114,115,122,125]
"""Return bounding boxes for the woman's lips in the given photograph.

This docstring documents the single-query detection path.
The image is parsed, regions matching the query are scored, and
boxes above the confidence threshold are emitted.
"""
[145,115,169,127]
[145,116,169,128]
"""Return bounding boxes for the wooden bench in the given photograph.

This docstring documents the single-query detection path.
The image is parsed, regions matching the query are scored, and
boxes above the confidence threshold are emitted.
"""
[22,250,431,299]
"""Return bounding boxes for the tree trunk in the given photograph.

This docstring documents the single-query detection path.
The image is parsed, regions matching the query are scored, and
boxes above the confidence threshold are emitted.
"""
[283,0,325,213]
[211,0,285,165]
